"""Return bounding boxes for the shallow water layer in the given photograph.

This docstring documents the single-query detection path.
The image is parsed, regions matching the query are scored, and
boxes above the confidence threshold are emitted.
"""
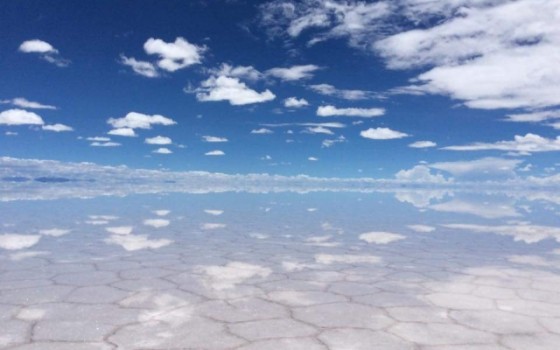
[1,191,560,350]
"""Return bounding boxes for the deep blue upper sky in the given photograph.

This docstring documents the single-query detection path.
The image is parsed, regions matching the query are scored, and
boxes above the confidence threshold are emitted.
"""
[1,0,559,180]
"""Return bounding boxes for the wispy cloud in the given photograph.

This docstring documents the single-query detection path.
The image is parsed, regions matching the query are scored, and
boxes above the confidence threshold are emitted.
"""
[443,134,560,154]
[317,105,385,118]
[1,98,57,110]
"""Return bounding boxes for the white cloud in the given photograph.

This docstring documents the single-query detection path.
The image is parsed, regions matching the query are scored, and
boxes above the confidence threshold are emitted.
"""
[504,110,560,123]
[431,199,520,219]
[86,136,111,142]
[105,234,172,251]
[322,135,346,148]
[309,84,377,100]
[144,37,205,72]
[204,210,224,216]
[105,226,133,235]
[409,140,436,148]
[407,224,435,233]
[261,1,560,111]
[19,39,56,53]
[251,128,274,134]
[429,157,523,179]
[18,39,70,67]
[153,209,170,216]
[108,128,137,137]
[262,122,346,129]
[209,64,263,81]
[143,218,170,228]
[317,105,385,117]
[120,55,159,78]
[361,127,408,140]
[259,1,392,48]
[359,231,406,244]
[153,147,172,154]
[1,97,57,110]
[0,109,44,125]
[395,165,450,184]
[375,0,560,110]
[443,134,560,154]
[194,75,275,105]
[39,228,70,237]
[202,135,228,142]
[266,64,320,81]
[308,156,318,161]
[91,141,121,147]
[108,112,176,130]
[145,135,172,145]
[205,150,225,156]
[0,234,41,250]
[303,126,333,135]
[284,97,309,108]
[42,123,73,132]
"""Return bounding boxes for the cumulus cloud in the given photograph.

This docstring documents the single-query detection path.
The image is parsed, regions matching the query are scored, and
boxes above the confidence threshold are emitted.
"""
[0,109,44,125]
[361,127,408,140]
[120,37,204,77]
[42,124,73,132]
[202,135,228,142]
[205,150,225,156]
[262,122,346,129]
[443,134,560,154]
[308,156,318,161]
[87,136,111,142]
[284,97,309,108]
[108,128,137,137]
[309,84,379,100]
[153,147,172,154]
[18,39,70,67]
[317,105,385,117]
[120,55,159,78]
[107,112,176,131]
[144,37,205,72]
[266,64,320,81]
[145,136,172,145]
[1,98,57,110]
[209,64,263,81]
[251,128,274,134]
[395,165,450,184]
[193,75,275,105]
[409,140,436,148]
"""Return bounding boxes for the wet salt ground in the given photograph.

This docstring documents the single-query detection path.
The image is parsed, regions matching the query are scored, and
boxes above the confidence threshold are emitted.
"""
[1,192,560,349]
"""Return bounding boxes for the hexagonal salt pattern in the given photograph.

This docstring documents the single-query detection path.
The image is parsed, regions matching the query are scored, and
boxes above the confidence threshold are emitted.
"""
[1,191,559,349]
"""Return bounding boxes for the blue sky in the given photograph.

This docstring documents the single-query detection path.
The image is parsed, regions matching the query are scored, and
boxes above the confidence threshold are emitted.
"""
[1,0,559,180]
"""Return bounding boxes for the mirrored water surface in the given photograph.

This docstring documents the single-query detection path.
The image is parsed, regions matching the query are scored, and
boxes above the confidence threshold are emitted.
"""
[1,190,560,349]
